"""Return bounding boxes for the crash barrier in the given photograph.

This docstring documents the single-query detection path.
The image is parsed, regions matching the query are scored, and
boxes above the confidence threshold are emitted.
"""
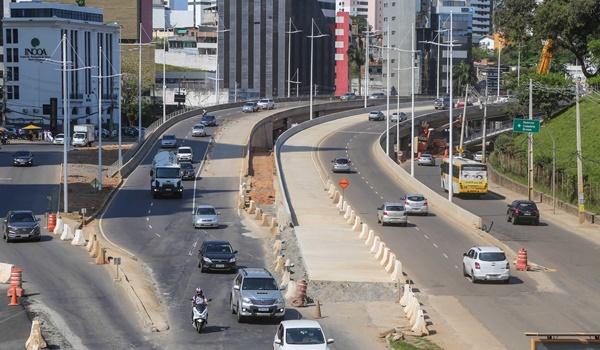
[25,318,47,350]
[60,223,74,241]
[0,263,14,283]
[47,213,57,232]
[53,218,63,235]
[289,279,308,307]
[72,229,86,246]
[400,284,429,336]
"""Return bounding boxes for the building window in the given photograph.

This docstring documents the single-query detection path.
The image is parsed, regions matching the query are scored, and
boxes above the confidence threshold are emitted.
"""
[5,29,18,44]
[7,85,19,100]
[7,67,19,81]
[6,48,18,63]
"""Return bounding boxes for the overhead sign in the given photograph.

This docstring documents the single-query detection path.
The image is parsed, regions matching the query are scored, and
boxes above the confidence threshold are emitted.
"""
[513,118,540,133]
[339,178,350,190]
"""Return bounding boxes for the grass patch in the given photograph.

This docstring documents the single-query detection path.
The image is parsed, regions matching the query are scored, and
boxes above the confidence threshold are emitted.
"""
[155,63,210,73]
[390,336,444,350]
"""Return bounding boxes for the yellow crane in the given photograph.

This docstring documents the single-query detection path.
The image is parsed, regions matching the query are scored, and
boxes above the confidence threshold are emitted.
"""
[537,39,553,74]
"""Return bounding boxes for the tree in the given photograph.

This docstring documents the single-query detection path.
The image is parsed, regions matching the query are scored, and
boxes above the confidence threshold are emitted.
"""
[452,60,473,95]
[121,47,155,126]
[347,40,366,95]
[514,73,574,118]
[494,0,537,44]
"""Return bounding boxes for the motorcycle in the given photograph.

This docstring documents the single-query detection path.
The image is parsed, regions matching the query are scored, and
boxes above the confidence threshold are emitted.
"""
[192,299,211,333]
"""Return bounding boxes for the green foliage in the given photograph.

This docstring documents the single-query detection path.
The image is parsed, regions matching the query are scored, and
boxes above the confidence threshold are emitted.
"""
[472,46,495,62]
[350,15,369,33]
[390,337,443,350]
[494,0,536,44]
[513,73,574,118]
[348,37,366,95]
[452,60,473,95]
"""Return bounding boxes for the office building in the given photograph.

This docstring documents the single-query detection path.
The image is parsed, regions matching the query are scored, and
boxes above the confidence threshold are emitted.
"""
[336,0,379,30]
[2,1,121,127]
[334,11,351,96]
[468,0,492,42]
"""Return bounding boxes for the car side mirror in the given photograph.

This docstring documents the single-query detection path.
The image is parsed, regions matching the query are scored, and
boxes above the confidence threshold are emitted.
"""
[377,206,383,210]
[233,285,240,291]
[274,339,282,345]
[150,170,154,176]
[327,339,335,344]
[217,212,221,215]
[463,252,467,256]
[233,250,238,254]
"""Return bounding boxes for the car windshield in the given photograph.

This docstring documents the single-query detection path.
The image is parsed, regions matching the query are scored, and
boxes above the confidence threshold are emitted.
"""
[163,135,175,140]
[335,158,349,164]
[56,134,64,138]
[180,162,193,170]
[9,212,35,223]
[156,167,180,178]
[479,252,506,262]
[196,207,216,215]
[518,203,537,210]
[244,102,255,106]
[73,133,85,139]
[14,152,31,157]
[285,328,325,345]
[242,277,278,290]
[205,244,232,254]
[407,195,425,202]
[421,155,432,159]
[386,206,404,211]
[193,125,204,130]
[178,148,191,154]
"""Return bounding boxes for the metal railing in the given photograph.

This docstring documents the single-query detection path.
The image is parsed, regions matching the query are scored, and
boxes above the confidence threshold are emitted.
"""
[463,120,513,145]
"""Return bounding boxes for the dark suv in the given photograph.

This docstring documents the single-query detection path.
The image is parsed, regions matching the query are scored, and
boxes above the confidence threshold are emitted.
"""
[198,240,237,272]
[3,210,41,242]
[507,200,540,225]
[200,114,217,127]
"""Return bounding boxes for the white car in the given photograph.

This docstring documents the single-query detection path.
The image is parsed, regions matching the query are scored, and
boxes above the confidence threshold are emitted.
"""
[417,154,435,166]
[377,202,408,226]
[161,134,177,148]
[462,246,511,284]
[474,151,486,162]
[177,146,193,162]
[257,98,275,110]
[191,124,207,137]
[390,112,407,123]
[53,133,65,145]
[273,320,334,350]
[403,194,428,215]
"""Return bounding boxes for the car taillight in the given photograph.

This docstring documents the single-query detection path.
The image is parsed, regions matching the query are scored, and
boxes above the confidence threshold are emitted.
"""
[514,209,520,215]
[424,201,428,206]
[383,211,389,216]
[474,262,480,269]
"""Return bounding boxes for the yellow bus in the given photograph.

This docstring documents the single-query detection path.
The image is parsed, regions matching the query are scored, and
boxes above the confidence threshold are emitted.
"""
[440,157,488,195]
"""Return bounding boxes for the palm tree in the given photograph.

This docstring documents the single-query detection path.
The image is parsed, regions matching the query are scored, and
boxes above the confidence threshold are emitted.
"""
[453,60,473,95]
[348,38,366,95]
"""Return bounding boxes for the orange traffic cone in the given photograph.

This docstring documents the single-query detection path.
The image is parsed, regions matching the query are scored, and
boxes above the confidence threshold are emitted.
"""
[516,248,529,271]
[8,286,18,306]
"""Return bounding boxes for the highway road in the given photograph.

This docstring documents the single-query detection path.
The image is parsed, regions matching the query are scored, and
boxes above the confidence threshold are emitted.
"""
[0,144,148,349]
[312,112,600,349]
[101,104,308,349]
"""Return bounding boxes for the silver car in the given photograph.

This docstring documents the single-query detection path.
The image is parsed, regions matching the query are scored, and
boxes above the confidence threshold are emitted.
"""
[193,205,220,228]
[257,98,275,110]
[242,101,259,113]
[191,124,206,137]
[177,146,193,162]
[368,111,385,121]
[417,153,435,166]
[230,268,285,322]
[403,194,428,215]
[391,112,407,123]
[331,156,352,173]
[377,202,408,226]
[161,134,177,148]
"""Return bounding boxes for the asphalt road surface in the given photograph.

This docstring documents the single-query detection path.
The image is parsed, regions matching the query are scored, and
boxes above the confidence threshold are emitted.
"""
[0,144,148,349]
[101,104,307,349]
[314,115,600,349]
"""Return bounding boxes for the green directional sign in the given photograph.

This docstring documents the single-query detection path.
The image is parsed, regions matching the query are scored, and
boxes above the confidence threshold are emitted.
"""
[513,118,540,133]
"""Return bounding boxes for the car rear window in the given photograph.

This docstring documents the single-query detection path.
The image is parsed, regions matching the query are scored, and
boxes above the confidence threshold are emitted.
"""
[163,135,175,140]
[407,195,425,202]
[479,252,506,262]
[178,148,191,154]
[14,151,31,157]
[386,206,404,211]
[285,328,325,345]
[180,162,193,170]
[518,203,537,210]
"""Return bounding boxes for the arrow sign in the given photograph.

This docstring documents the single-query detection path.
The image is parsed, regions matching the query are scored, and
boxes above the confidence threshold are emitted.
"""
[339,178,350,190]
[513,118,540,133]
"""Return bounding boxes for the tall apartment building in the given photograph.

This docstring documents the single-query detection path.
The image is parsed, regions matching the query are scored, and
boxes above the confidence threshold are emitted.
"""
[468,0,492,42]
[334,11,351,96]
[336,0,379,30]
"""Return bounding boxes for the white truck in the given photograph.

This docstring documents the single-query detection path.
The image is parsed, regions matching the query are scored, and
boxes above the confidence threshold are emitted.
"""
[150,151,183,198]
[72,124,95,147]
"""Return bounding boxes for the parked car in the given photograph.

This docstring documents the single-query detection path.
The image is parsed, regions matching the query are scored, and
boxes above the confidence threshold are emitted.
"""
[193,205,220,228]
[339,92,357,101]
[377,202,407,226]
[242,101,259,113]
[3,210,41,242]
[273,320,334,350]
[161,134,178,148]
[177,146,193,162]
[403,194,428,215]
[331,156,352,173]
[391,112,407,123]
[13,151,33,167]
[506,200,540,225]
[180,161,195,180]
[417,153,435,166]
[257,98,275,110]
[369,92,385,99]
[191,124,207,137]
[463,246,510,283]
[368,111,385,121]
[230,268,285,322]
[198,240,237,273]
[53,133,65,145]
[434,97,451,110]
[473,151,486,162]
[200,114,217,127]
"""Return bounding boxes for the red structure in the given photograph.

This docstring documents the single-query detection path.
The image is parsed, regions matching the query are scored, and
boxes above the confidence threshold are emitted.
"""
[334,12,351,96]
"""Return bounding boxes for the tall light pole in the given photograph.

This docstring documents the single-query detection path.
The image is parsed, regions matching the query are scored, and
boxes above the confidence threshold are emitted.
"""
[482,78,488,163]
[162,20,167,123]
[138,22,142,142]
[287,18,301,98]
[410,22,415,177]
[448,11,454,202]
[385,23,390,156]
[308,18,328,120]
[117,26,122,167]
[363,30,377,108]
[575,81,585,223]
[497,46,502,100]
[214,24,230,105]
[98,45,103,191]
[61,33,69,212]
[528,78,533,200]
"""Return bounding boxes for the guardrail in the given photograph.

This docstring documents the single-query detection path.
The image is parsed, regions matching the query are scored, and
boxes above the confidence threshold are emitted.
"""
[463,120,514,145]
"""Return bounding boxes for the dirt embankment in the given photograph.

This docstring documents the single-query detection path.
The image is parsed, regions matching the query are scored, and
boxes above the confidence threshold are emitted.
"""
[248,151,275,205]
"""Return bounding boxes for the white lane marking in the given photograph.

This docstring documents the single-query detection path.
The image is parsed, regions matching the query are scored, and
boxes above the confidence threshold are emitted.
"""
[443,253,449,259]
[188,238,199,256]
[423,234,430,240]
[150,202,154,207]
[380,196,384,200]
[192,137,212,213]
[148,225,153,229]
[433,243,439,248]
[415,227,420,231]
[146,217,150,221]
[154,233,161,238]
[0,177,13,181]
[454,265,459,269]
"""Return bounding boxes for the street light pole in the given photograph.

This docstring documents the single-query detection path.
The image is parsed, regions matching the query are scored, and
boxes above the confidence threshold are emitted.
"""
[436,29,441,99]
[497,46,501,101]
[138,22,142,143]
[385,23,390,156]
[575,81,585,223]
[448,12,454,202]
[482,79,488,163]
[286,18,301,98]
[162,21,167,123]
[308,18,327,121]
[364,31,370,108]
[117,27,122,167]
[528,78,533,200]
[98,45,103,191]
[62,33,69,212]
[396,51,400,159]
[410,22,415,176]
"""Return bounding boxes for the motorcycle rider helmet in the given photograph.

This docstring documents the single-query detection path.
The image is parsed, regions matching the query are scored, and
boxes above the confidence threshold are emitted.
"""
[195,287,203,295]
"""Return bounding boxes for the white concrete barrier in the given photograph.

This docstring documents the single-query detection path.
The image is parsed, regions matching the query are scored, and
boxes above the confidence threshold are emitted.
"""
[327,184,335,198]
[280,270,290,289]
[359,223,369,239]
[379,247,390,266]
[60,224,74,241]
[406,296,419,320]
[374,242,386,259]
[341,200,348,212]
[399,284,411,306]
[365,230,375,246]
[403,292,415,313]
[71,229,86,246]
[336,196,344,210]
[343,206,352,219]
[385,253,396,273]
[411,309,429,336]
[53,218,63,235]
[284,280,298,301]
[346,210,356,224]
[272,240,283,254]
[391,260,403,282]
[0,263,14,284]
[332,191,341,204]
[247,200,257,214]
[351,216,361,231]
[369,236,381,254]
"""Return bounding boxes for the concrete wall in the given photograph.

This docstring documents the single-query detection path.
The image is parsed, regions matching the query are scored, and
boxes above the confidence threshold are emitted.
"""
[155,49,216,71]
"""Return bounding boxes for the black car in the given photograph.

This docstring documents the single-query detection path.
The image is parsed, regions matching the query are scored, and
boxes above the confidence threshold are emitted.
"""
[198,240,237,272]
[507,200,540,225]
[13,151,33,167]
[180,161,195,180]
[3,210,41,242]
[200,114,217,127]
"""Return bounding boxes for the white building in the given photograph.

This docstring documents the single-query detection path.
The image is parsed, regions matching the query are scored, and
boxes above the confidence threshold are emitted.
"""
[479,35,495,51]
[3,2,120,128]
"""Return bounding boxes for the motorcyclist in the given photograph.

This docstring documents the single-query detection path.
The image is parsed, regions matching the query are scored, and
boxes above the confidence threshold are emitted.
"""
[191,288,208,325]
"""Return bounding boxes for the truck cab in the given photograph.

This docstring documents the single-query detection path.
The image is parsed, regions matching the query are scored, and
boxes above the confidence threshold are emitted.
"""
[151,151,183,198]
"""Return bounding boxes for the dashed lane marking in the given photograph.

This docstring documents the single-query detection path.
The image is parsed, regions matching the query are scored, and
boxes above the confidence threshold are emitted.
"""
[424,234,430,240]
[415,227,420,231]
[433,243,439,248]
[148,225,153,230]
[146,217,150,221]
[443,253,449,259]
[454,265,459,269]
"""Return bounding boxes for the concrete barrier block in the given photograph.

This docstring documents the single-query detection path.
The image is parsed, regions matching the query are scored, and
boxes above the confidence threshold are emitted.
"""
[379,247,390,266]
[60,224,74,241]
[284,280,298,301]
[406,296,419,321]
[365,230,375,246]
[341,200,348,212]
[385,253,396,273]
[53,218,63,235]
[374,243,386,259]
[327,184,335,198]
[274,255,285,273]
[359,223,369,239]
[86,234,96,252]
[409,305,420,326]
[25,318,47,350]
[280,270,290,289]
[0,263,14,284]
[346,210,355,224]
[343,205,352,219]
[403,292,415,313]
[411,309,429,336]
[269,217,278,230]
[399,284,411,306]
[254,207,263,220]
[336,196,344,210]
[71,229,86,246]
[369,236,381,254]
[247,200,257,214]
[391,260,403,283]
[351,216,361,231]
[332,191,341,204]
[272,240,283,255]
[261,213,271,226]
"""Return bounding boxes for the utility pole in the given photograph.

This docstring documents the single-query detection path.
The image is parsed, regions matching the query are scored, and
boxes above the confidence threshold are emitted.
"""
[459,83,469,151]
[117,26,122,168]
[482,79,488,163]
[410,22,415,176]
[436,29,440,99]
[385,22,390,156]
[364,31,370,108]
[138,22,142,143]
[98,45,103,191]
[308,18,327,120]
[517,45,521,87]
[575,81,585,223]
[396,51,400,161]
[497,46,501,101]
[162,21,167,123]
[448,11,454,202]
[62,33,69,212]
[528,78,533,200]
[286,18,301,98]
